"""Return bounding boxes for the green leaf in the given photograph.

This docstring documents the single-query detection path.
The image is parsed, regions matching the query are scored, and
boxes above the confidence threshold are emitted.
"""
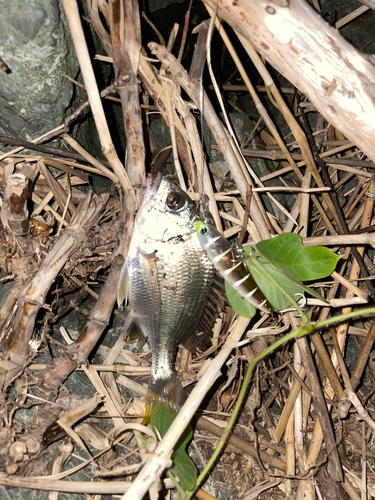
[246,254,304,311]
[255,233,340,282]
[245,253,326,311]
[172,449,197,491]
[225,281,256,318]
[150,401,173,438]
[151,402,197,491]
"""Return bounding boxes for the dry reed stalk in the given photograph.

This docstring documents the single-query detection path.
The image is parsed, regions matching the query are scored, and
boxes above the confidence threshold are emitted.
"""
[160,25,187,191]
[100,333,127,412]
[261,142,363,186]
[108,0,145,187]
[331,272,369,301]
[203,11,293,229]
[298,335,343,481]
[161,74,186,191]
[336,4,369,29]
[37,160,76,222]
[350,320,375,391]
[148,42,271,241]
[332,178,375,363]
[0,474,174,495]
[202,0,375,163]
[309,329,343,401]
[61,0,134,198]
[34,198,134,399]
[31,190,68,226]
[284,409,295,496]
[49,443,73,500]
[205,5,302,185]
[137,56,197,182]
[183,109,222,231]
[122,316,252,499]
[253,124,339,238]
[279,278,341,500]
[290,318,314,500]
[180,24,223,227]
[331,326,375,432]
[298,171,312,238]
[344,185,370,218]
[342,475,362,500]
[55,329,126,431]
[239,36,343,230]
[30,364,154,375]
[304,233,375,247]
[61,134,118,182]
[310,193,338,234]
[2,191,108,370]
[296,269,368,496]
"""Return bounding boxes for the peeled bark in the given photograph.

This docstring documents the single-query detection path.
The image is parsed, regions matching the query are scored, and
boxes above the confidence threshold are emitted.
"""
[202,0,375,163]
[1,173,31,256]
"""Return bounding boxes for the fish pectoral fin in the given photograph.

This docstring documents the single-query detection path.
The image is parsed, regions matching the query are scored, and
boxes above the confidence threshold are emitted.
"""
[143,373,187,425]
[117,261,129,307]
[139,251,161,315]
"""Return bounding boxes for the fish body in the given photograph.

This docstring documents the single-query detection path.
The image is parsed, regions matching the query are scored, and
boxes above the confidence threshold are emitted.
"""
[118,174,214,419]
[196,222,271,314]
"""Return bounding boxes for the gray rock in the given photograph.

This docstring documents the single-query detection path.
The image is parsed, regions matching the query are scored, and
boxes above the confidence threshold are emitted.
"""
[0,0,79,140]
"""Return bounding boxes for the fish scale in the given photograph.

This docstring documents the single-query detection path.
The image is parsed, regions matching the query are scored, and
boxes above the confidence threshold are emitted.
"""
[118,173,214,421]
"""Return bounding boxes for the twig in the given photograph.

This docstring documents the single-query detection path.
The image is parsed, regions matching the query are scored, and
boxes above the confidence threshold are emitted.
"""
[121,315,252,499]
[331,327,375,431]
[61,0,135,198]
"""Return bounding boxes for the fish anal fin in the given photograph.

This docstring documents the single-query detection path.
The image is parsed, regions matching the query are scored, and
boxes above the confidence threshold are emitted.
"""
[128,321,147,348]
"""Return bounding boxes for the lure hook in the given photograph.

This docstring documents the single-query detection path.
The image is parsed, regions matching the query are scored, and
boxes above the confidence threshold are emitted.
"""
[278,293,307,315]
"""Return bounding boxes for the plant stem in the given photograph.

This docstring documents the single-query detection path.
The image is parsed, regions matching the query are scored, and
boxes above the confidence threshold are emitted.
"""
[186,306,375,498]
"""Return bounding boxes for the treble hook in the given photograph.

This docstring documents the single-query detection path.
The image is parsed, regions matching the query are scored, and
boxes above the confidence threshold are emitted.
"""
[278,293,307,315]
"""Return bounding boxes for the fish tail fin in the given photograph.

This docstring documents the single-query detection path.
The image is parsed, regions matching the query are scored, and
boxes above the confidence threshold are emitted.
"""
[143,373,187,424]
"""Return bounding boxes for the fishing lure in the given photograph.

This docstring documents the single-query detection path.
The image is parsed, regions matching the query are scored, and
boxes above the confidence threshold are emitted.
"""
[196,221,271,314]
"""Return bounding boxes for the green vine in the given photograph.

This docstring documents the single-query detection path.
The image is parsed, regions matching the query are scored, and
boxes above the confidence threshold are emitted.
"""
[183,306,375,499]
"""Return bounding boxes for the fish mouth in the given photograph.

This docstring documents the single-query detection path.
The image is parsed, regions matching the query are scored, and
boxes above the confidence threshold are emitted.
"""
[147,172,162,193]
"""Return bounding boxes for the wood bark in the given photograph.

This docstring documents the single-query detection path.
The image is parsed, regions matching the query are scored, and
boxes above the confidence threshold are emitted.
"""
[202,0,375,163]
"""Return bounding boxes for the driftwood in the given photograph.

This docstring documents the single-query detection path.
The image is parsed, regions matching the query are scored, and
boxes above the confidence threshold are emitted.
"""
[202,0,375,163]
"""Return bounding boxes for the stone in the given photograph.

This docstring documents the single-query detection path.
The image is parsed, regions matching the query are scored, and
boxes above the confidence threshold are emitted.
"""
[0,0,79,140]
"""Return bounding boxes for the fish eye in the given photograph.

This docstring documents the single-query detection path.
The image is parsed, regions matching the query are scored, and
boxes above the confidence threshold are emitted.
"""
[166,191,184,211]
[199,225,209,236]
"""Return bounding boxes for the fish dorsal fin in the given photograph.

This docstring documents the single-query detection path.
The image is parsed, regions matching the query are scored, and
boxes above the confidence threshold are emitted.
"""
[117,261,129,307]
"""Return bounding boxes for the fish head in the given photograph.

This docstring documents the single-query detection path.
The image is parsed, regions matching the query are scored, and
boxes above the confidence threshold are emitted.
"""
[136,173,198,242]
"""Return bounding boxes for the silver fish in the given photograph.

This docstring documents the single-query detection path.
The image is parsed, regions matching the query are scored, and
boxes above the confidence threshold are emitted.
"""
[196,221,271,314]
[117,173,214,421]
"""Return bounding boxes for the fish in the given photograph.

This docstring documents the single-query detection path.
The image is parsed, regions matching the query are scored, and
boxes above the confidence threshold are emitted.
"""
[196,221,271,314]
[117,173,215,421]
